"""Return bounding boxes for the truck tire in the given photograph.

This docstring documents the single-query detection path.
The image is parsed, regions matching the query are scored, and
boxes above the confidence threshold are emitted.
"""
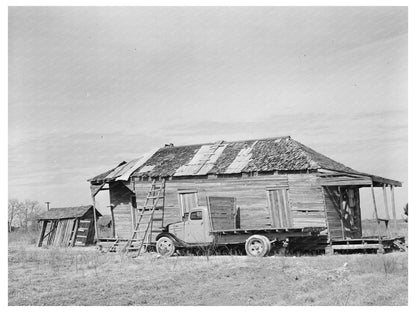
[156,236,176,257]
[245,235,271,257]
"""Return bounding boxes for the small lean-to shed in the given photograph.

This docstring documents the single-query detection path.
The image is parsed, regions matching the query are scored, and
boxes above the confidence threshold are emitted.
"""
[37,205,102,247]
[88,136,402,247]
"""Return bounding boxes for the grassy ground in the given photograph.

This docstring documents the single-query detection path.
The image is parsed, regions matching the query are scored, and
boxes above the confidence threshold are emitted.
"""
[8,221,408,306]
[9,245,407,305]
[361,219,408,241]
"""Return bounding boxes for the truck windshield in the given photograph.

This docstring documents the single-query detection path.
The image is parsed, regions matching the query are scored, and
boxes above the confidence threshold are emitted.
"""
[189,211,203,220]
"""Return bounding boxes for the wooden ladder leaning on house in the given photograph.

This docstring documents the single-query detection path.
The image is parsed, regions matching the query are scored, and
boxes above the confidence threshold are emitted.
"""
[125,178,166,257]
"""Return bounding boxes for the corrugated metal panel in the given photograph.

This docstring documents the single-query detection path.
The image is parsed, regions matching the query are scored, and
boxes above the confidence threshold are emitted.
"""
[174,143,227,176]
[106,158,139,180]
[115,149,158,181]
[225,141,258,173]
[138,165,155,173]
[174,145,212,176]
[196,144,227,175]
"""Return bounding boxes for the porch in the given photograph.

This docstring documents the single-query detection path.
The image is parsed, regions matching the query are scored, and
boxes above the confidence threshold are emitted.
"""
[320,171,405,253]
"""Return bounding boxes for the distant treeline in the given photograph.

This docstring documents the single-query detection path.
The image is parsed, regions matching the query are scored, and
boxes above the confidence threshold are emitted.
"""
[8,199,45,232]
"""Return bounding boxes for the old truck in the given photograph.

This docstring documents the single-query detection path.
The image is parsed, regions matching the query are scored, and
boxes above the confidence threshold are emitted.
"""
[154,196,325,257]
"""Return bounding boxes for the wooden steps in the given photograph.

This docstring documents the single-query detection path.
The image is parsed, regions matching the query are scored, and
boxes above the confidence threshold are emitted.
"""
[325,236,406,254]
[392,239,407,251]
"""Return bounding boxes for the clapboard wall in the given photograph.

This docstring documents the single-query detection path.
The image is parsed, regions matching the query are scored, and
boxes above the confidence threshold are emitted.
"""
[107,173,329,239]
[134,175,290,229]
[287,174,327,228]
[43,219,75,247]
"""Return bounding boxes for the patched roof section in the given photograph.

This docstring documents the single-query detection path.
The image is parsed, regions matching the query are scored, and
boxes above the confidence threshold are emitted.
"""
[139,144,202,177]
[37,205,102,220]
[89,162,126,182]
[225,141,257,174]
[174,142,228,176]
[89,136,364,182]
[88,150,156,183]
[208,141,252,174]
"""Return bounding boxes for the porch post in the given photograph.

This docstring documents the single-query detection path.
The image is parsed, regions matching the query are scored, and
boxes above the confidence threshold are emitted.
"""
[90,182,106,242]
[92,195,99,242]
[390,185,397,234]
[130,200,136,234]
[130,179,137,236]
[110,205,116,238]
[370,183,382,243]
[382,184,391,238]
[338,186,345,240]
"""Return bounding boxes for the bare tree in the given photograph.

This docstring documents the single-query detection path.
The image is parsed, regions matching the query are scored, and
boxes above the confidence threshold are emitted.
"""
[8,199,43,232]
[19,200,42,231]
[8,199,22,232]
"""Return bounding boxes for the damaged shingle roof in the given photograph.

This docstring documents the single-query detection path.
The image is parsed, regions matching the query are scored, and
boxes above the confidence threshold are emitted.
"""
[89,136,361,183]
[37,205,102,220]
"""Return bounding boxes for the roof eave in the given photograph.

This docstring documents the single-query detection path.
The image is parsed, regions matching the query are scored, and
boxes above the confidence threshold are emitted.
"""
[370,176,402,187]
[318,168,402,187]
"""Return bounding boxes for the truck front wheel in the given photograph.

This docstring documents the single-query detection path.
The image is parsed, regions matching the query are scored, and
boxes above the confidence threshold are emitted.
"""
[245,235,271,257]
[156,237,176,257]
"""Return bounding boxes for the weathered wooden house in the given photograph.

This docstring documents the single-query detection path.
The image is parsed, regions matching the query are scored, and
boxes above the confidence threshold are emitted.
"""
[37,205,102,247]
[88,136,403,252]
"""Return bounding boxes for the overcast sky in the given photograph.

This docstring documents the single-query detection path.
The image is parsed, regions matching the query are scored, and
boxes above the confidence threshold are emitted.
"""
[8,7,407,218]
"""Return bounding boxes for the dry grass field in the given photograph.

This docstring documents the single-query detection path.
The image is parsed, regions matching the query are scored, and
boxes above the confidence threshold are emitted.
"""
[8,221,408,306]
[361,219,408,241]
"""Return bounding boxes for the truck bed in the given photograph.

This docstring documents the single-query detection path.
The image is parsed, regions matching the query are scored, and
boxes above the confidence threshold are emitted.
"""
[209,226,326,246]
[210,226,325,235]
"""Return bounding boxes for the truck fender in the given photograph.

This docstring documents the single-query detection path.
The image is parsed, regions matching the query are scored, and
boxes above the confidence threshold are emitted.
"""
[155,233,187,248]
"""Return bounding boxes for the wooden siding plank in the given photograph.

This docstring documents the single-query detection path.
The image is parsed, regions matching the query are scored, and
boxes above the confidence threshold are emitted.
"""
[274,189,286,227]
[207,196,236,231]
[37,221,48,247]
[56,220,63,246]
[267,189,281,227]
[71,219,79,247]
[282,189,292,227]
[288,174,325,228]
[62,220,71,246]
[320,176,372,186]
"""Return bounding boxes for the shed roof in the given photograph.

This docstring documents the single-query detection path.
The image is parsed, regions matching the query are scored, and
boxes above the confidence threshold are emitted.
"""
[88,136,401,186]
[37,205,102,220]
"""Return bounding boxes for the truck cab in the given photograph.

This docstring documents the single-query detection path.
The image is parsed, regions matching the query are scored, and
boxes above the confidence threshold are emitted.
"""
[166,206,213,245]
